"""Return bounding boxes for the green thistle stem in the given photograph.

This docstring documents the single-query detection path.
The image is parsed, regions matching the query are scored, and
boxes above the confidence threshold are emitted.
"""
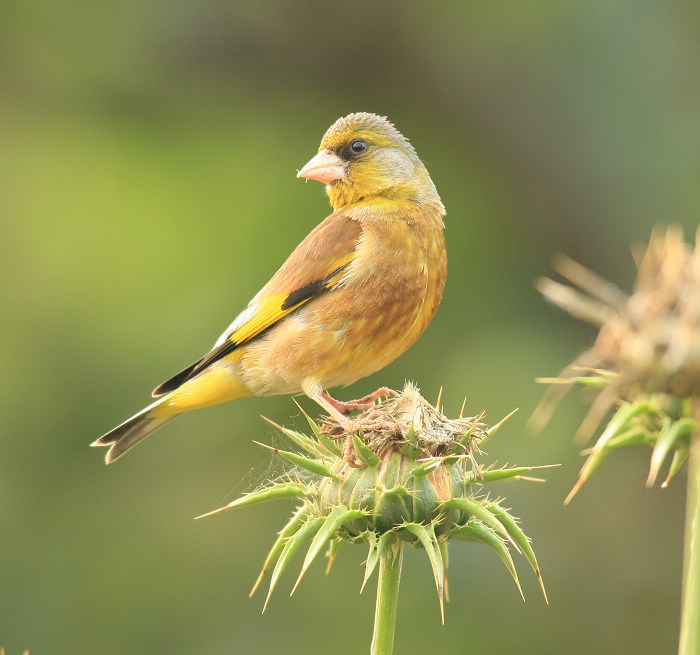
[680,431,700,655]
[371,538,404,655]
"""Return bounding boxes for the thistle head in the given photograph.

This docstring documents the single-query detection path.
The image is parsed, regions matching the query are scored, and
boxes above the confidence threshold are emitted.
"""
[199,383,549,618]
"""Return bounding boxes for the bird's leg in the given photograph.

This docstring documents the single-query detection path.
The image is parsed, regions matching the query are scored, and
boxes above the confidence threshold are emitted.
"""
[307,391,362,466]
[313,392,357,434]
[304,383,398,466]
[321,390,398,465]
[321,387,397,414]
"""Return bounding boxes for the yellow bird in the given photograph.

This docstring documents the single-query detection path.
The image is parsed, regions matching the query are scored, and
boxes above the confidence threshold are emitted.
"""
[93,112,447,463]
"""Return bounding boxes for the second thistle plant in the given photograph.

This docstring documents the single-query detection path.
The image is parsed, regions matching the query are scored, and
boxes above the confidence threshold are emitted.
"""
[533,226,700,655]
[534,226,700,498]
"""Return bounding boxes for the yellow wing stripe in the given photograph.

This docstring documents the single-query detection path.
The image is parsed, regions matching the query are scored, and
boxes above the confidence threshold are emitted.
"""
[228,259,352,347]
[228,293,291,345]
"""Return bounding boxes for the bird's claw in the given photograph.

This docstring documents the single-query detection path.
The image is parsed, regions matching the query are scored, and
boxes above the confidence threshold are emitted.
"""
[323,387,398,415]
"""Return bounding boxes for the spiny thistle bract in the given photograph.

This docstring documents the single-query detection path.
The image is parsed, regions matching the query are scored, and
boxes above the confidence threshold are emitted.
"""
[534,226,700,501]
[199,383,549,619]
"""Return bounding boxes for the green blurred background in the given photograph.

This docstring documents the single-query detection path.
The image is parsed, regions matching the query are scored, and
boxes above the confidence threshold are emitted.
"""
[2,1,699,653]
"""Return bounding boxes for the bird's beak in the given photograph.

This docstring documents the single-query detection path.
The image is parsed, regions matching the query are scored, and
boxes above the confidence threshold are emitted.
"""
[297,149,347,184]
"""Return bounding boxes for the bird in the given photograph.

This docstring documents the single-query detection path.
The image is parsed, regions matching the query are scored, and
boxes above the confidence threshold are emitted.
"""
[92,112,447,464]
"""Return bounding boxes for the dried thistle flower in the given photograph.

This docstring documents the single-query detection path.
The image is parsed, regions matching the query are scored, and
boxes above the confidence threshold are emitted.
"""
[199,383,549,652]
[534,226,700,500]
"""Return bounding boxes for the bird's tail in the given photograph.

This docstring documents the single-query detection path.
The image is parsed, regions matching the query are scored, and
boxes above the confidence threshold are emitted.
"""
[91,399,178,464]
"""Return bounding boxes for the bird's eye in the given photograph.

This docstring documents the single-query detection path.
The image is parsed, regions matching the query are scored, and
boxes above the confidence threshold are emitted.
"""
[349,139,367,154]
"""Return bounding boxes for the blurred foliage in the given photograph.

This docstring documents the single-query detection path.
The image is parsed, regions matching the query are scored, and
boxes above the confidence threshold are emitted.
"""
[1,1,698,653]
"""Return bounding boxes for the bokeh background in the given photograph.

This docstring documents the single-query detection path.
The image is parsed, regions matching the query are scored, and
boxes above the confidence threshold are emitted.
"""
[2,2,699,653]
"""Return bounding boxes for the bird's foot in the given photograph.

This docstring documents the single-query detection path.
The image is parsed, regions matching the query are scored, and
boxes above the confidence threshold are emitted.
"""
[311,388,398,467]
[338,411,398,467]
[321,387,397,415]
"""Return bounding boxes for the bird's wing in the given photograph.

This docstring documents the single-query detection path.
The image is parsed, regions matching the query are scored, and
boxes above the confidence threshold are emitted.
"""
[152,212,362,396]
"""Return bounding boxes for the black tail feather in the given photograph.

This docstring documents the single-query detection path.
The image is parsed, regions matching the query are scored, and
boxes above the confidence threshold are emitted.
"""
[152,358,203,396]
[92,404,175,463]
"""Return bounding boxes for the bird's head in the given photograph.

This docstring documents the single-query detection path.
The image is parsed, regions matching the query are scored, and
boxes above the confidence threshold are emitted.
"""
[298,112,442,212]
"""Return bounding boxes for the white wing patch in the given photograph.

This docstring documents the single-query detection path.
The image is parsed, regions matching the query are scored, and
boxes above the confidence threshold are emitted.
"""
[214,301,259,348]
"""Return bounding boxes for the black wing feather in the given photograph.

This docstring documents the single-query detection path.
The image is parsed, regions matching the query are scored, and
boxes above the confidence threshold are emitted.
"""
[281,262,350,310]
